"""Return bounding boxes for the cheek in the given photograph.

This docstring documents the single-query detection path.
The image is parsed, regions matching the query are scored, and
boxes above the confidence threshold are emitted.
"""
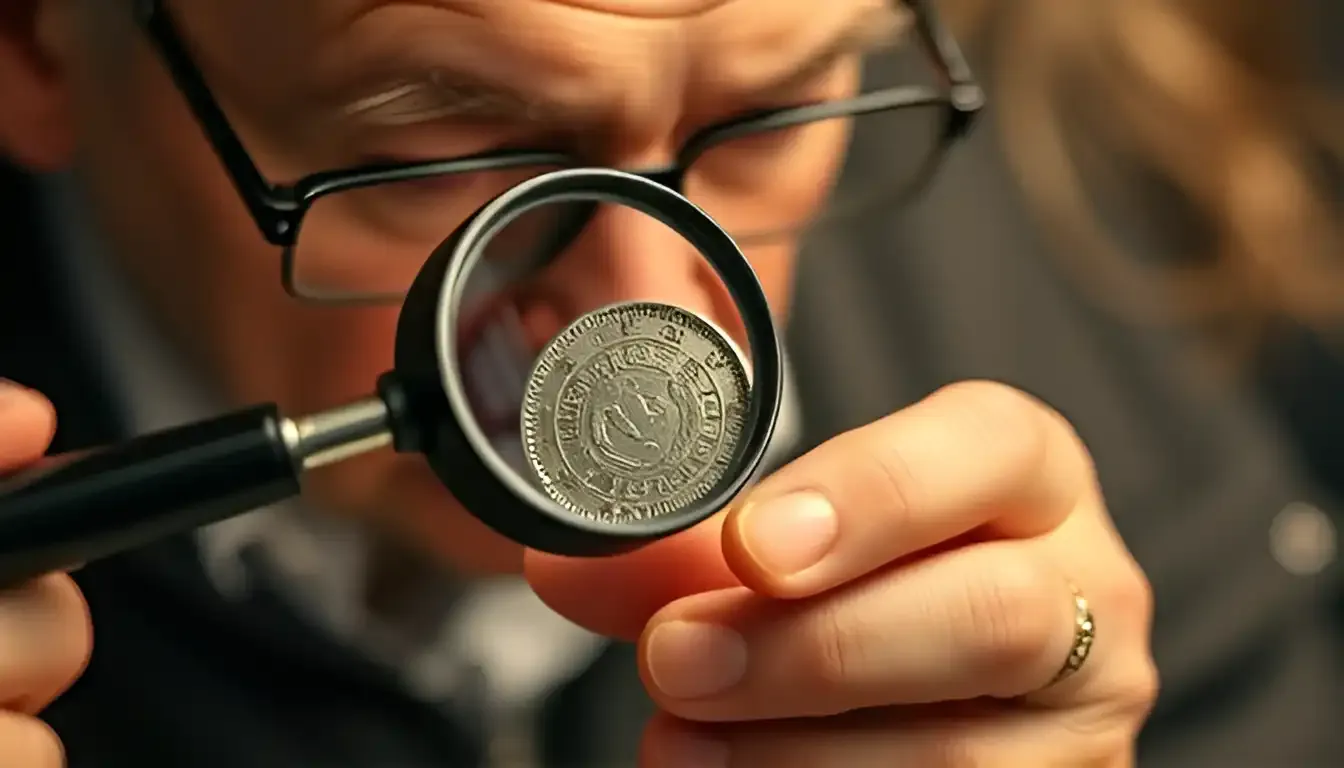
[285,307,401,410]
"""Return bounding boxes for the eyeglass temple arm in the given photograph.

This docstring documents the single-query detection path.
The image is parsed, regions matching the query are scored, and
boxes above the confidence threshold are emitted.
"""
[133,0,297,242]
[904,0,984,118]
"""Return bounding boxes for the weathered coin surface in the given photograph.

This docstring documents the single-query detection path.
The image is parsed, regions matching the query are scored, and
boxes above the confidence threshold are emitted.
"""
[521,301,751,525]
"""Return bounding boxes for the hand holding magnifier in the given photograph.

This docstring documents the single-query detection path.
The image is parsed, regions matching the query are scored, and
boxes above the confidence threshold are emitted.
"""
[0,168,782,582]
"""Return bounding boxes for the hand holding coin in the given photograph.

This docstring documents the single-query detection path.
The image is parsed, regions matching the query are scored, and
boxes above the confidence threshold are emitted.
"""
[527,378,1156,767]
[432,168,1153,767]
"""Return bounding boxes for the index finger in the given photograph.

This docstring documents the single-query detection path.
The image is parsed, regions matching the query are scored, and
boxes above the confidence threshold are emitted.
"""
[723,380,1096,598]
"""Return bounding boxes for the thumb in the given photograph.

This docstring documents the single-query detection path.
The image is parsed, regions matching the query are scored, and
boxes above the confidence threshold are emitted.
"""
[0,381,56,471]
[524,512,740,641]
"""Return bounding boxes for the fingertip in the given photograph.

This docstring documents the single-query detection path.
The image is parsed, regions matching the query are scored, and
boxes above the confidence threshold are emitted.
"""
[20,573,95,714]
[721,495,836,600]
[0,381,57,470]
[0,572,94,715]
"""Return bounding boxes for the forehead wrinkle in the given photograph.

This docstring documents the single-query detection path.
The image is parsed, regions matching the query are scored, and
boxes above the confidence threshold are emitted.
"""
[301,0,890,153]
[468,3,690,141]
[535,0,729,18]
[329,0,726,28]
[321,1,690,145]
[691,0,906,93]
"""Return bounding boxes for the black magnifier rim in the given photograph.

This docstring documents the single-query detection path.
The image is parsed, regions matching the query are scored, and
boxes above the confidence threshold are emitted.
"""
[435,167,783,540]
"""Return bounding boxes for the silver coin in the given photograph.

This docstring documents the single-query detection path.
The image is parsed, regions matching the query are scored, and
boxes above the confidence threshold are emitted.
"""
[521,301,751,525]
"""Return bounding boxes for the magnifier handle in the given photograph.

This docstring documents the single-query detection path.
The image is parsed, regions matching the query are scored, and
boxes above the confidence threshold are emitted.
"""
[0,404,300,586]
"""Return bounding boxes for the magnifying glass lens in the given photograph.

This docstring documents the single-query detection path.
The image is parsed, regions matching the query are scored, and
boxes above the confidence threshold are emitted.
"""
[450,201,754,529]
[393,170,779,556]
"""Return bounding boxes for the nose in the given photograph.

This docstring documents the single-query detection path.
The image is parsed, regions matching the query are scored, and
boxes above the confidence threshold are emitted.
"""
[522,201,728,335]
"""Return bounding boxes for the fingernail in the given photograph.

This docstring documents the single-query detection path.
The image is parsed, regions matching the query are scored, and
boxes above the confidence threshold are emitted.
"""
[658,730,730,768]
[646,621,747,699]
[738,491,838,576]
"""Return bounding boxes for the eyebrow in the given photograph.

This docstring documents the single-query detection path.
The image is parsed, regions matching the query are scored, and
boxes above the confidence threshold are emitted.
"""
[335,2,910,129]
[340,71,545,126]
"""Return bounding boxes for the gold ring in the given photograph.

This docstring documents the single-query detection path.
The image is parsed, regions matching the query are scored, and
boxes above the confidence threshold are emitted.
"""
[1049,584,1095,686]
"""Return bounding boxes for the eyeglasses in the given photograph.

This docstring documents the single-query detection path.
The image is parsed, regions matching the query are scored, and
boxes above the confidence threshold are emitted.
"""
[133,0,983,303]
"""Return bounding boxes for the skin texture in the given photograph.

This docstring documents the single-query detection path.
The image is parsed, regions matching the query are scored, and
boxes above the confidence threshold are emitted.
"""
[0,0,1158,764]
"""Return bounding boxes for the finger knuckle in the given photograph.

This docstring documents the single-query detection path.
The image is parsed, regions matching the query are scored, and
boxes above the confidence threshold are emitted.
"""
[938,381,1050,465]
[1062,660,1160,744]
[942,380,1096,468]
[961,553,1059,686]
[1107,560,1155,632]
[1087,560,1158,718]
[937,381,1102,517]
[1118,656,1161,721]
[804,600,869,696]
[857,436,921,531]
[936,380,1041,428]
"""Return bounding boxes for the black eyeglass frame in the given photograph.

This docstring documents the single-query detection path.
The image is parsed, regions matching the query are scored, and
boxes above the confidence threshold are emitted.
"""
[132,0,984,303]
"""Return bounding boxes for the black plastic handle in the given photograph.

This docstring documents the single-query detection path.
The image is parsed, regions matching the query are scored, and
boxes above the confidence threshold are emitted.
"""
[0,404,301,585]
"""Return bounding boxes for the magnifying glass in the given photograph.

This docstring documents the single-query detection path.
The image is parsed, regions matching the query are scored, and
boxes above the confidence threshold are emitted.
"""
[0,168,783,584]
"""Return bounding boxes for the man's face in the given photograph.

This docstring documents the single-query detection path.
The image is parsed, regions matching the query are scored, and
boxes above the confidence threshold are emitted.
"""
[3,0,896,571]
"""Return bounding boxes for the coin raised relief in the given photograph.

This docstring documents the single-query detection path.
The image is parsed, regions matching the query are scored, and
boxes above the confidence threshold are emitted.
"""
[521,301,751,525]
